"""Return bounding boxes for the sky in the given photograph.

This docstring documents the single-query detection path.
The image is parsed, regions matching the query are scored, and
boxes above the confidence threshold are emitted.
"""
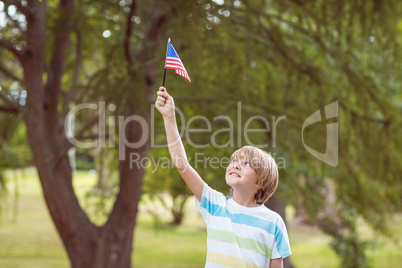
[0,2,25,28]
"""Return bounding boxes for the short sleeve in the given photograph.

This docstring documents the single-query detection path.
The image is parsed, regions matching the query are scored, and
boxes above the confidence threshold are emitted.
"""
[270,215,292,259]
[194,183,227,223]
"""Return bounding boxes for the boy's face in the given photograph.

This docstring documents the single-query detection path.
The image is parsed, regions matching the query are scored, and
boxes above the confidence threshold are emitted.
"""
[225,156,258,189]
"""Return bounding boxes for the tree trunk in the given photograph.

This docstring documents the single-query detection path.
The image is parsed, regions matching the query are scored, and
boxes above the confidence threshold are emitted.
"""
[170,195,190,226]
[24,82,149,268]
[93,145,114,196]
[265,194,295,268]
[19,1,164,267]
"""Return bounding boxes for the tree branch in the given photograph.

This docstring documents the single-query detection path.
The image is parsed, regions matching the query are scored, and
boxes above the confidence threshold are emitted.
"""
[338,101,391,125]
[0,105,19,114]
[138,6,167,62]
[124,0,138,74]
[0,64,23,82]
[0,38,23,61]
[62,29,83,118]
[52,113,100,169]
[75,134,110,140]
[44,0,75,129]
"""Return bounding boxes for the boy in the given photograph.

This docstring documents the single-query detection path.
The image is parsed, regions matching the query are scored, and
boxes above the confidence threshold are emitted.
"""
[155,87,291,268]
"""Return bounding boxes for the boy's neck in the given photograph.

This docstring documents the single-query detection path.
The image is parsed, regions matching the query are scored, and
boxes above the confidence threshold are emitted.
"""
[232,190,260,207]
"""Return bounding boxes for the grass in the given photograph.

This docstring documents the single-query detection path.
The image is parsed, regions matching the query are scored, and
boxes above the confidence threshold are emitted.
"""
[133,222,207,268]
[0,169,69,268]
[0,169,401,268]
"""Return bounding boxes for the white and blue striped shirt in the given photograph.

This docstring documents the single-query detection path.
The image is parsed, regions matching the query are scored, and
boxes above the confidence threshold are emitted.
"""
[195,183,291,268]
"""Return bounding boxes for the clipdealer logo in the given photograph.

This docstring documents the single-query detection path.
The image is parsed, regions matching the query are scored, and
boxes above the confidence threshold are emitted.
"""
[302,101,338,167]
[64,101,339,167]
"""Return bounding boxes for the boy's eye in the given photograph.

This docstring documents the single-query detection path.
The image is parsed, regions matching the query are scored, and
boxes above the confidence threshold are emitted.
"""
[244,162,251,167]
[232,159,238,163]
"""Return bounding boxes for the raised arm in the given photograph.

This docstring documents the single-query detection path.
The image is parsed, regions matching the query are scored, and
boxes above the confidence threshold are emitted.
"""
[155,86,204,202]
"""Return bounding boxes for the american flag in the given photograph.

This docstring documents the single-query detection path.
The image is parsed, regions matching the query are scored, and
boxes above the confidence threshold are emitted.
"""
[165,43,191,82]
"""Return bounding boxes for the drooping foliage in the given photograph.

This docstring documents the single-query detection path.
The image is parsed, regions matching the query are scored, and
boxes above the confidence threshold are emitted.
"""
[0,0,401,267]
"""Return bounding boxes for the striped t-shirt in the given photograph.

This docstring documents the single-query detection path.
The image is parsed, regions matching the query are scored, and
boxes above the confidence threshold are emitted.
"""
[195,183,291,268]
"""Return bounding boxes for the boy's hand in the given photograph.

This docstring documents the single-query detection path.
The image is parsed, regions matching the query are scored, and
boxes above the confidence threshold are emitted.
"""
[155,86,175,118]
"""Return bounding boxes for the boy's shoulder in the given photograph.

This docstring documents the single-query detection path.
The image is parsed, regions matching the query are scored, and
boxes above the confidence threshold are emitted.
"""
[260,205,282,217]
[253,205,286,224]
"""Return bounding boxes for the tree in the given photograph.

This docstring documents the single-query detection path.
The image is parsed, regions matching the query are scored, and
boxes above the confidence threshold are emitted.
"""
[0,0,220,266]
[0,0,169,266]
[211,1,402,266]
[146,1,402,266]
[1,0,401,267]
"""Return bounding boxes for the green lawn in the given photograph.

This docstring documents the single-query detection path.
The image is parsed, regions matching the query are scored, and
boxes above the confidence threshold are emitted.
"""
[0,169,400,268]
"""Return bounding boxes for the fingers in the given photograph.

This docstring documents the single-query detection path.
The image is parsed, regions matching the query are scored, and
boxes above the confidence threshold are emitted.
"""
[155,100,164,107]
[155,86,168,107]
[158,86,167,95]
[155,96,165,107]
[158,86,167,93]
[156,86,172,108]
[156,92,167,102]
[157,86,169,99]
[156,96,166,103]
[157,91,167,97]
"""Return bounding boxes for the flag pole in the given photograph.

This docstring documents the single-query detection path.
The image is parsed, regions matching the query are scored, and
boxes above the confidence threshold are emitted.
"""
[162,38,171,87]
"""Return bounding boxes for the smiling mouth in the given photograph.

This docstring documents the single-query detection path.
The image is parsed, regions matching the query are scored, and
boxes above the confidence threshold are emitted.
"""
[229,172,241,178]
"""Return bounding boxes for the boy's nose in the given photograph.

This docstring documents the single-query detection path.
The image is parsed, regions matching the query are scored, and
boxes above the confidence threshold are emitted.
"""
[233,162,241,170]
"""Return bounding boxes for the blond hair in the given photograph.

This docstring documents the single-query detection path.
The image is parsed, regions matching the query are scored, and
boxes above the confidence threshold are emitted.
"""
[230,146,279,205]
